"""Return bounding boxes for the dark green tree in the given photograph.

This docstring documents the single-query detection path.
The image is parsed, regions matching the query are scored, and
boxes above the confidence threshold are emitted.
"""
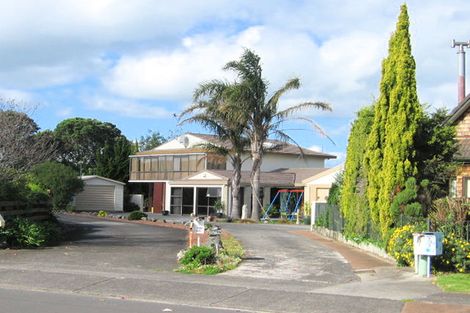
[31,161,84,210]
[95,136,133,182]
[365,4,422,237]
[138,130,167,152]
[340,106,374,236]
[54,118,122,174]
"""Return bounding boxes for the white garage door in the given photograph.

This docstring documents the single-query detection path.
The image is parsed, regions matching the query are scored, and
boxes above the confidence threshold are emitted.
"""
[75,185,115,210]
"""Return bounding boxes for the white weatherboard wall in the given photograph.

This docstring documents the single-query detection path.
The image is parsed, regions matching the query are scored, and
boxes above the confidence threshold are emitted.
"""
[227,153,325,171]
[74,176,124,211]
[303,164,343,224]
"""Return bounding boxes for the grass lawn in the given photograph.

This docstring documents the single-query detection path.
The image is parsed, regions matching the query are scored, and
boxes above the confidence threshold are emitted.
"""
[436,273,470,293]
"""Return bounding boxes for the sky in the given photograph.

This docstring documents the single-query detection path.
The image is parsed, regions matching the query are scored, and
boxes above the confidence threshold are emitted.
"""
[2,0,470,167]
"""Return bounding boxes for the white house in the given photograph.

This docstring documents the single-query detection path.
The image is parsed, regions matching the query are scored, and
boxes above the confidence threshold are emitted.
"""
[128,133,337,216]
[74,176,125,211]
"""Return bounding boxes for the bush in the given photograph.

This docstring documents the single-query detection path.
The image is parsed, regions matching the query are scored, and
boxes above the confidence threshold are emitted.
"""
[30,161,84,210]
[0,217,62,248]
[97,210,108,217]
[128,210,147,220]
[124,202,140,212]
[387,224,425,266]
[179,246,216,266]
[434,233,469,273]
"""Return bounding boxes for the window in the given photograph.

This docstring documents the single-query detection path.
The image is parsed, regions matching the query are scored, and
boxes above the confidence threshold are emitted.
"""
[464,177,470,198]
[449,179,457,198]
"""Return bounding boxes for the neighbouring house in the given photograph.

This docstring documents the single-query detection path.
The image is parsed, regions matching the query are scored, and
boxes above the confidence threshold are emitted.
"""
[448,94,470,197]
[302,164,344,224]
[73,175,125,211]
[128,133,337,216]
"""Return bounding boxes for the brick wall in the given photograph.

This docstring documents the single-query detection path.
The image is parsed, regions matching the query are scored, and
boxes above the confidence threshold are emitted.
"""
[455,107,470,139]
[456,164,470,197]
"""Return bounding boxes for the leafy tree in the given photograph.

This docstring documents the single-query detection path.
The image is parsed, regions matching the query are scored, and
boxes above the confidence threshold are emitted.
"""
[138,130,167,152]
[365,4,422,237]
[340,106,374,236]
[31,161,84,210]
[389,177,423,222]
[222,49,332,220]
[95,136,133,182]
[180,79,249,219]
[54,118,122,174]
[413,109,458,203]
[0,107,56,180]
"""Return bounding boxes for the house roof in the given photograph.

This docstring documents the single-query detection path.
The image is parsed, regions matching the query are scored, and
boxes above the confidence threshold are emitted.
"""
[187,132,336,159]
[80,175,126,185]
[447,94,470,124]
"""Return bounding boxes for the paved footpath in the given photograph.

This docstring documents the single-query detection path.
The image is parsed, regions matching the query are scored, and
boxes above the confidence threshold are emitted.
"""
[0,215,468,313]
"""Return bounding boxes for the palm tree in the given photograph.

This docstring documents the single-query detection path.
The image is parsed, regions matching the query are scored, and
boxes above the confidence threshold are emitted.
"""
[179,81,249,219]
[223,49,333,220]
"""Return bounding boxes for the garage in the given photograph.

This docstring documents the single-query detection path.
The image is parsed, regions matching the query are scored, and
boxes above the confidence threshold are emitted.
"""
[74,176,125,211]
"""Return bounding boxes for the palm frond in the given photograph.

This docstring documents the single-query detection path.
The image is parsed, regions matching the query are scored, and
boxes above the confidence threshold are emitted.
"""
[292,116,336,145]
[267,78,300,110]
[276,101,331,120]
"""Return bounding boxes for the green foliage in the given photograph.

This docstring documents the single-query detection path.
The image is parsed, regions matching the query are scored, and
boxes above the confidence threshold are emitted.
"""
[327,173,343,206]
[54,118,122,174]
[365,5,422,238]
[0,217,62,248]
[436,273,470,293]
[413,109,458,202]
[179,246,216,266]
[97,210,108,217]
[124,202,140,212]
[389,177,423,223]
[387,224,424,266]
[30,161,84,210]
[138,130,167,152]
[434,234,469,273]
[341,106,374,237]
[430,198,469,239]
[95,136,133,182]
[127,210,147,220]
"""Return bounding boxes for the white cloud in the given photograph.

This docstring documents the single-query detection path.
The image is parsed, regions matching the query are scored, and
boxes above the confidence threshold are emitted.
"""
[86,97,173,119]
[56,107,73,117]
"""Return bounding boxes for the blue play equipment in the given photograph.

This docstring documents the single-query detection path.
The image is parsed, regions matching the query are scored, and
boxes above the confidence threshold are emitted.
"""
[262,189,304,220]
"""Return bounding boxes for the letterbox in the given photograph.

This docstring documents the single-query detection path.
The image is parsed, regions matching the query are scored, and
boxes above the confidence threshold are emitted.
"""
[413,232,443,256]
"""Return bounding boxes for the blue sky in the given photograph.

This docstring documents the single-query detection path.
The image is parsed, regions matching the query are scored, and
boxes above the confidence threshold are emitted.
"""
[2,0,470,166]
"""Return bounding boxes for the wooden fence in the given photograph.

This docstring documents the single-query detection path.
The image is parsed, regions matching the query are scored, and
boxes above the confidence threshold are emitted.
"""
[0,201,51,221]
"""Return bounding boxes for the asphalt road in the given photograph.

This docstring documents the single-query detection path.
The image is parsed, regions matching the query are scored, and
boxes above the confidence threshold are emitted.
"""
[0,288,246,313]
[0,214,466,313]
[0,214,188,273]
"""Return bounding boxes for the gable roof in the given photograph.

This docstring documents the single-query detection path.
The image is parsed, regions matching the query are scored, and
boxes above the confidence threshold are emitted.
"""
[447,94,470,124]
[187,132,336,159]
[80,175,126,185]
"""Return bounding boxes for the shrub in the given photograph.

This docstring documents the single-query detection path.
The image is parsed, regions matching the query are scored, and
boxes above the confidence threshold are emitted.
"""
[179,246,216,266]
[0,217,62,248]
[434,233,469,273]
[124,202,140,212]
[97,210,107,217]
[128,210,147,220]
[387,224,425,266]
[30,161,83,210]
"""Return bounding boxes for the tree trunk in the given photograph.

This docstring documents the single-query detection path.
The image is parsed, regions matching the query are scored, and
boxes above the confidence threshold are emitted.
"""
[250,137,263,221]
[230,155,242,219]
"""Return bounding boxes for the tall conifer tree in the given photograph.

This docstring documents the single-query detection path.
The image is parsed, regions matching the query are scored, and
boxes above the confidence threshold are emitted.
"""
[365,4,422,237]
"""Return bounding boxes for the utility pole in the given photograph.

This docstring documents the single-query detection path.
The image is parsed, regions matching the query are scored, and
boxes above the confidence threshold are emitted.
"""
[452,39,470,103]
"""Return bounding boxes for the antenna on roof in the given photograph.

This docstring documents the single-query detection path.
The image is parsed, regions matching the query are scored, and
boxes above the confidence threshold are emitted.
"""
[452,39,470,103]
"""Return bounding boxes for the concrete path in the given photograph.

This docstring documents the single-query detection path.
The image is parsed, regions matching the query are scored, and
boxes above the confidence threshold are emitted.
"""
[0,215,468,313]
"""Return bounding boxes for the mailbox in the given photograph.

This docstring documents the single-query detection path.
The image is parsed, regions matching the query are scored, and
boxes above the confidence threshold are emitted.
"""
[413,232,443,256]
